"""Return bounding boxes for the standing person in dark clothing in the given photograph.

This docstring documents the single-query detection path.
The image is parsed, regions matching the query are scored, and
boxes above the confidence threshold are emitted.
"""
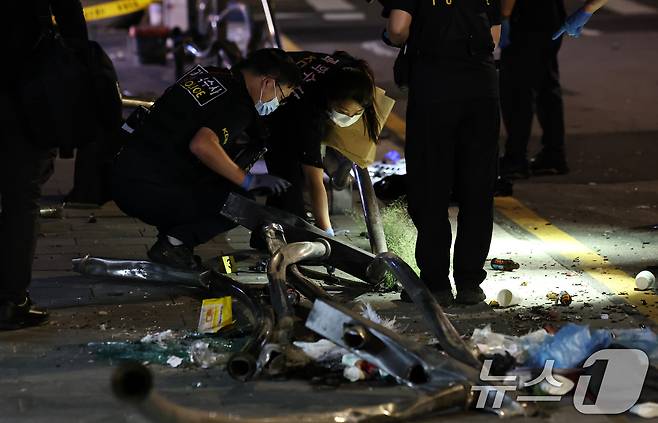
[0,0,88,330]
[264,51,381,236]
[112,49,300,270]
[386,0,501,306]
[498,0,609,178]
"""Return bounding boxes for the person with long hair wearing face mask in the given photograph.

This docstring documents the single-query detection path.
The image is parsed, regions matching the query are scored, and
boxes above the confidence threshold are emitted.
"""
[259,51,380,238]
[111,49,301,270]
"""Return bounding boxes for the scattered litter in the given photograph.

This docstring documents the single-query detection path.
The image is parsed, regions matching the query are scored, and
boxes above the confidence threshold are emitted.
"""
[197,297,232,334]
[612,328,658,364]
[166,356,183,368]
[341,354,387,382]
[141,330,175,345]
[520,281,528,287]
[360,302,400,332]
[558,291,572,306]
[98,310,108,316]
[248,258,268,273]
[636,270,656,291]
[539,374,575,396]
[189,340,229,368]
[526,324,612,369]
[343,364,366,382]
[629,402,658,419]
[546,292,559,301]
[89,331,245,368]
[601,313,609,320]
[489,300,500,307]
[87,213,97,223]
[490,258,520,271]
[496,289,520,307]
[294,339,346,363]
[39,206,63,219]
[470,325,548,363]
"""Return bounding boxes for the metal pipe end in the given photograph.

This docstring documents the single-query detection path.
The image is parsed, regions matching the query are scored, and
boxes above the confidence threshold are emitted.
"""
[226,352,258,382]
[407,364,428,385]
[343,324,371,350]
[112,361,153,403]
[261,223,284,239]
[313,238,332,261]
[71,255,90,272]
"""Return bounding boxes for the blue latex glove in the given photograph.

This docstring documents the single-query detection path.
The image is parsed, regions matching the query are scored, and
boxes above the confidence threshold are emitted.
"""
[553,8,593,40]
[241,173,291,195]
[325,227,335,237]
[499,18,511,49]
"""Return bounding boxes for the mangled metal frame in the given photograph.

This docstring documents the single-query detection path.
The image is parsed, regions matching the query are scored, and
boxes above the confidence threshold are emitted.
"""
[216,194,528,418]
[73,193,528,419]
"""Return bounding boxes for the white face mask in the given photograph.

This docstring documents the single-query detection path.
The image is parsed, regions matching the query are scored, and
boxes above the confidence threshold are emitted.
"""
[329,109,363,128]
[255,81,279,116]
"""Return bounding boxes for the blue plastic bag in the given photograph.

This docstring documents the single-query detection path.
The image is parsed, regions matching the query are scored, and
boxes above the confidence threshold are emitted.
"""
[527,324,612,369]
[612,328,658,364]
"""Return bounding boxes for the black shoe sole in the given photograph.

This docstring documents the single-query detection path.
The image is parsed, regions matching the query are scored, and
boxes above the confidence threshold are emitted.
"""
[0,316,48,331]
[455,290,486,305]
[400,289,454,307]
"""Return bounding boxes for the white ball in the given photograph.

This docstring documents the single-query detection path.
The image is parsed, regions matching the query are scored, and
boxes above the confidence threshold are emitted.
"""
[635,270,656,290]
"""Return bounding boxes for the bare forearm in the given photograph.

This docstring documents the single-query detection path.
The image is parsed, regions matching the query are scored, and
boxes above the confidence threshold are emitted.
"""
[501,0,516,18]
[309,183,331,231]
[584,0,608,13]
[303,165,332,231]
[387,10,412,45]
[491,25,501,47]
[189,127,246,186]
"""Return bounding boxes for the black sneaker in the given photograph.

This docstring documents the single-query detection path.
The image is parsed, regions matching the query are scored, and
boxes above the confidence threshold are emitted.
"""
[499,158,530,180]
[455,286,486,305]
[0,297,48,330]
[530,154,569,175]
[400,289,454,307]
[147,238,201,270]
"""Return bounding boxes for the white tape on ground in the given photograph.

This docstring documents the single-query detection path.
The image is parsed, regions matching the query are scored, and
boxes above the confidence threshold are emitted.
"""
[605,0,656,15]
[322,12,365,21]
[306,0,354,12]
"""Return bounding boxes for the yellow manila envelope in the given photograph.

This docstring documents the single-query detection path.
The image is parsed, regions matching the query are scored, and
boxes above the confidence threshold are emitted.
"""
[323,87,396,168]
[197,297,233,334]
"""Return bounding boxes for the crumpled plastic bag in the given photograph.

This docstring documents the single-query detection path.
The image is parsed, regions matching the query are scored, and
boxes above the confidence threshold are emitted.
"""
[526,324,612,369]
[470,325,549,364]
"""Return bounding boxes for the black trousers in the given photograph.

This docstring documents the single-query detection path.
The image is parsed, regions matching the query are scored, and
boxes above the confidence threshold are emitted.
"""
[112,146,237,248]
[405,93,499,291]
[66,129,122,206]
[0,93,56,303]
[500,35,565,163]
[264,147,307,219]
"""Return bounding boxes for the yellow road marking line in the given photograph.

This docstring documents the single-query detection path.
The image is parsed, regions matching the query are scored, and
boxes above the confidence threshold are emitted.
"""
[280,34,407,142]
[495,196,657,323]
[283,35,655,321]
[281,34,302,51]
